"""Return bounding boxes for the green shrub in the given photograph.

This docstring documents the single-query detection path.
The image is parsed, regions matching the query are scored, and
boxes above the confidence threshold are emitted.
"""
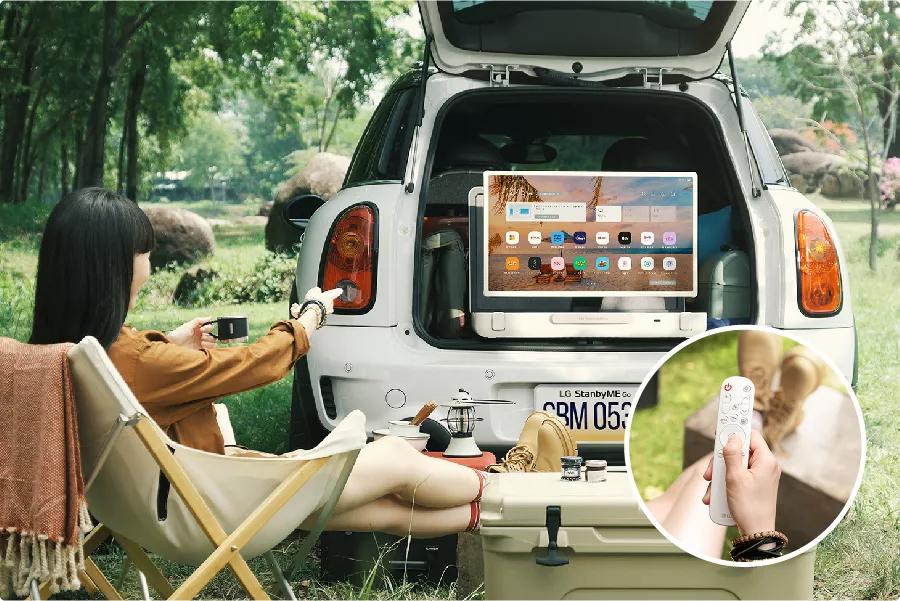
[0,270,35,342]
[192,251,296,306]
[0,201,52,240]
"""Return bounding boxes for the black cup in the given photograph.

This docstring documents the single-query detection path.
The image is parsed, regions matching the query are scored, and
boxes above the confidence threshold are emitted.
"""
[205,316,249,342]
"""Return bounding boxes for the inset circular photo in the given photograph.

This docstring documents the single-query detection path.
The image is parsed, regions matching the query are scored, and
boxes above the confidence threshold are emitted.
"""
[626,326,865,566]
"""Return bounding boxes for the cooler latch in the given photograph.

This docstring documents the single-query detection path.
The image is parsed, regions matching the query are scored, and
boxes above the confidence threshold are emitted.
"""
[536,505,569,567]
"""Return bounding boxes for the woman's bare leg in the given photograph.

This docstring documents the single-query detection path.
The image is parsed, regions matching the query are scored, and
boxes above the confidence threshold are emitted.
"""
[646,454,711,523]
[306,496,473,538]
[331,436,482,515]
[658,455,727,559]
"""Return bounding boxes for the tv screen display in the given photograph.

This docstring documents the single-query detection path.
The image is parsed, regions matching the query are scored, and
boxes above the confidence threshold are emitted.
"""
[483,171,697,297]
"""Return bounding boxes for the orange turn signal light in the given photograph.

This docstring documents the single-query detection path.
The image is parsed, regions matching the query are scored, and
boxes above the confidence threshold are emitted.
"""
[796,210,841,316]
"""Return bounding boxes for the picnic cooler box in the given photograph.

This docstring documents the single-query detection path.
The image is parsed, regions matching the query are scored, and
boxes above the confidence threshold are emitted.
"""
[479,472,814,599]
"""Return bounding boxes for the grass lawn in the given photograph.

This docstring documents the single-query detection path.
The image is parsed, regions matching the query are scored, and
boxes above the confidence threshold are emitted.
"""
[1,195,898,598]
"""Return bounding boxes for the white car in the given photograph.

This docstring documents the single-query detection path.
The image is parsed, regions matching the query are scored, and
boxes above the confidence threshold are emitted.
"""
[285,1,855,456]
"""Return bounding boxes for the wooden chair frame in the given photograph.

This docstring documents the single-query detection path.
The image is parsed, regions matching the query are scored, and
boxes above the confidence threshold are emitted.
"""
[31,415,358,601]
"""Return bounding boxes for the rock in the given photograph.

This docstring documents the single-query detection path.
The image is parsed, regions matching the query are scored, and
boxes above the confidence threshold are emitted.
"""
[173,265,218,306]
[790,173,809,193]
[275,152,351,203]
[769,128,820,156]
[266,152,350,253]
[820,173,841,197]
[820,167,864,199]
[781,151,847,177]
[258,201,274,217]
[781,151,848,193]
[837,168,864,197]
[143,206,215,269]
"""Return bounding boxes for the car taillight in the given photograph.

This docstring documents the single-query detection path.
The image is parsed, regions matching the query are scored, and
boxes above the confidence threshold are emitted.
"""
[796,209,841,316]
[321,204,377,312]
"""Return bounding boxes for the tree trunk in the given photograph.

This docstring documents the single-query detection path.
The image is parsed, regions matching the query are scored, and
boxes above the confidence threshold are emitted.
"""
[60,142,69,201]
[321,104,343,152]
[869,171,880,270]
[36,160,45,203]
[75,2,155,189]
[124,59,147,201]
[0,34,37,202]
[117,120,127,194]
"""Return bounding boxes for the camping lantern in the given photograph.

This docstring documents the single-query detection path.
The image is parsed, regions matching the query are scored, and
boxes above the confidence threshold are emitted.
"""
[440,389,517,458]
[441,390,484,457]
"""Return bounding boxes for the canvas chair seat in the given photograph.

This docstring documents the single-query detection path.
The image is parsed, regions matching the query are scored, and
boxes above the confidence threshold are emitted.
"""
[65,336,366,597]
[84,418,364,565]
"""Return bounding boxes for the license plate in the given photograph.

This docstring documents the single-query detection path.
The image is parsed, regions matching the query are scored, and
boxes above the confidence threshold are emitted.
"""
[533,384,636,443]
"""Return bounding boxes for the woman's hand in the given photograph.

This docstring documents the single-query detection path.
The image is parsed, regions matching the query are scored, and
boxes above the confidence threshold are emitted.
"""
[290,287,344,336]
[702,429,781,535]
[167,317,216,350]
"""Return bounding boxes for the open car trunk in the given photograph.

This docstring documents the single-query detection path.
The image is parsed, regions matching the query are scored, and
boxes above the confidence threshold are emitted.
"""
[420,1,749,81]
[415,87,756,350]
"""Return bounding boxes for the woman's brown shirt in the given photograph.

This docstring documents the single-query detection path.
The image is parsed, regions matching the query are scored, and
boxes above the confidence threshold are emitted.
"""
[107,321,310,454]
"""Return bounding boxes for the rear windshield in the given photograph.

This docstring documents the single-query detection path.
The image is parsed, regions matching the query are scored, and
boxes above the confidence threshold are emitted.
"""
[438,0,735,59]
[452,1,715,27]
[432,91,737,216]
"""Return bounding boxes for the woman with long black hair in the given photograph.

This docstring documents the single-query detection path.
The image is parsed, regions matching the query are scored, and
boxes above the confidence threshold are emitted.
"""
[31,187,486,537]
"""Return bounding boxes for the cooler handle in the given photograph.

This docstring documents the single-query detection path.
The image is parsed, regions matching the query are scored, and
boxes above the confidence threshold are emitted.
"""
[535,505,569,567]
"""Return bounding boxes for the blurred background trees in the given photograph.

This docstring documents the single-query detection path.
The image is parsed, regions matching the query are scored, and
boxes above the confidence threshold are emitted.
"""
[0,1,418,204]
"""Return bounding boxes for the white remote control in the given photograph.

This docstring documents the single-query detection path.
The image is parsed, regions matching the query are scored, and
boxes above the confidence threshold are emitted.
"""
[709,375,754,526]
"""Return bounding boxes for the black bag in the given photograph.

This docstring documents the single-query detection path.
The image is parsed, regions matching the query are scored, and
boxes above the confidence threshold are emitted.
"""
[319,531,458,586]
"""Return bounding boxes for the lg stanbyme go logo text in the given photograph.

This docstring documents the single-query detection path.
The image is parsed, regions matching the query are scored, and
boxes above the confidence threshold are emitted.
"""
[543,388,632,430]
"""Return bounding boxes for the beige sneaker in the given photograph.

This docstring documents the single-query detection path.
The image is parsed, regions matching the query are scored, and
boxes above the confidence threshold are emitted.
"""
[487,411,577,473]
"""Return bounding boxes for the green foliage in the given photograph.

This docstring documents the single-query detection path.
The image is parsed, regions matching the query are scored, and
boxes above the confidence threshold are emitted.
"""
[175,111,249,191]
[732,57,789,99]
[192,250,297,306]
[0,270,34,342]
[0,201,51,239]
[763,1,899,157]
[0,1,418,205]
[752,95,814,130]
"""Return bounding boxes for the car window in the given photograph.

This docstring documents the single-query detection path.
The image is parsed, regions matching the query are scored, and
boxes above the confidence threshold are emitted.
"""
[744,100,789,186]
[481,134,634,171]
[345,88,417,186]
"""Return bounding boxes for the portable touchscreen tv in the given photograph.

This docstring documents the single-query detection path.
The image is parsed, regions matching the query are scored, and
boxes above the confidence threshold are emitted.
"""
[469,171,707,339]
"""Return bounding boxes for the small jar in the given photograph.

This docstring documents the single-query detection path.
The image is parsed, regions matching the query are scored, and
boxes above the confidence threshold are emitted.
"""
[585,459,607,482]
[561,456,583,481]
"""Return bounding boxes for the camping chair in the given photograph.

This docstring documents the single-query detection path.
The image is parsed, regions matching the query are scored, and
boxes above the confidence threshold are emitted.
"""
[31,336,366,600]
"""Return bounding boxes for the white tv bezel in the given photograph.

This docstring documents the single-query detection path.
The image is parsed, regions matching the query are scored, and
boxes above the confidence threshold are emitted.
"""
[482,170,698,298]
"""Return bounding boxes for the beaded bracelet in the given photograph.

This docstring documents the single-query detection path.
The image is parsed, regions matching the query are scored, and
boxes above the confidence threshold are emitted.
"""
[730,530,788,562]
[299,299,327,329]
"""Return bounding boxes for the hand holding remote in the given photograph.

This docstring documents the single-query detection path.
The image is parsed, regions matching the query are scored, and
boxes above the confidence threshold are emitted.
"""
[703,429,781,535]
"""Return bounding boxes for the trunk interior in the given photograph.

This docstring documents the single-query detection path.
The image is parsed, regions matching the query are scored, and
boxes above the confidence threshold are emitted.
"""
[415,86,755,350]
